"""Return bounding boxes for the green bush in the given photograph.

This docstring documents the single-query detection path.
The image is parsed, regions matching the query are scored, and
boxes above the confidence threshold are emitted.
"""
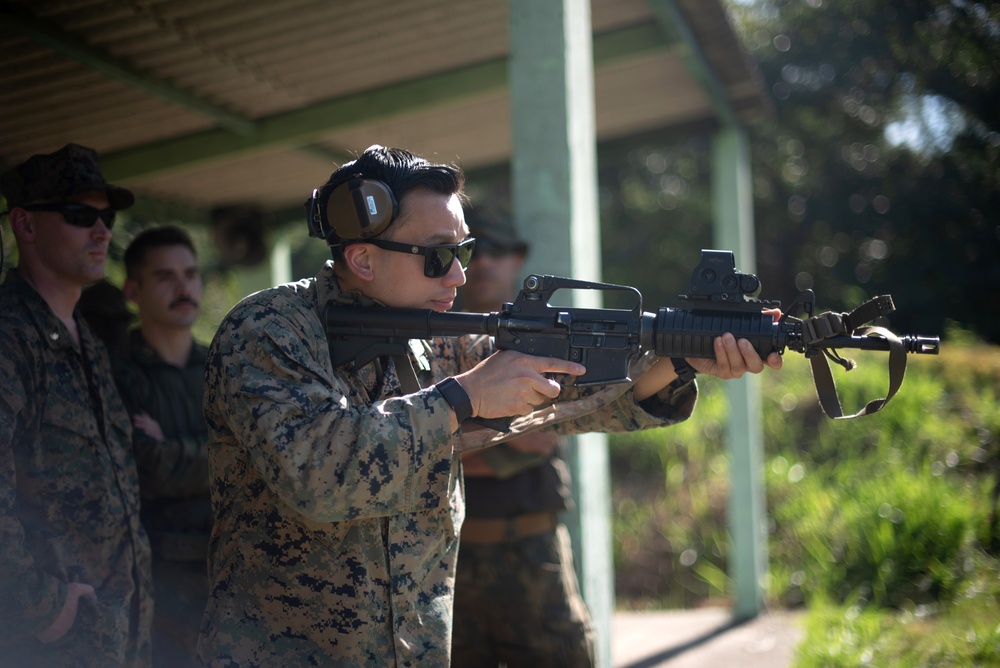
[794,565,1000,668]
[769,463,983,608]
[610,339,1000,658]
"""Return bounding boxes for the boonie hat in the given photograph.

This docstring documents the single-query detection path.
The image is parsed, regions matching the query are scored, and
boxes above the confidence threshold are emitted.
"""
[1,143,134,211]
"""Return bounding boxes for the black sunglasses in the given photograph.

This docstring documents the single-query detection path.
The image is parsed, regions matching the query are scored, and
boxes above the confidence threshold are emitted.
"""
[363,237,476,278]
[22,202,117,230]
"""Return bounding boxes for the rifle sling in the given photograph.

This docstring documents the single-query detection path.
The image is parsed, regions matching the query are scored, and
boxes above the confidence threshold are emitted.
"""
[391,354,421,394]
[809,325,906,419]
[842,294,895,332]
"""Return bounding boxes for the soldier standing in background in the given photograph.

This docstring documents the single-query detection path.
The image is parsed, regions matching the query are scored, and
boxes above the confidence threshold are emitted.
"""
[453,205,595,667]
[116,225,211,668]
[0,143,153,666]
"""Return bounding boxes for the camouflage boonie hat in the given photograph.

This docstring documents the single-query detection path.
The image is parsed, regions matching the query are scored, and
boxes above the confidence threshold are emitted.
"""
[1,143,135,211]
[465,204,528,256]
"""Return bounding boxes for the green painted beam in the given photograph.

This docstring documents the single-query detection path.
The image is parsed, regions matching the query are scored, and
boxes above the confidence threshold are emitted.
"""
[592,22,671,64]
[1,3,256,136]
[126,193,211,226]
[646,0,767,620]
[99,23,673,183]
[100,59,509,182]
[295,143,358,167]
[105,120,702,234]
[646,0,740,126]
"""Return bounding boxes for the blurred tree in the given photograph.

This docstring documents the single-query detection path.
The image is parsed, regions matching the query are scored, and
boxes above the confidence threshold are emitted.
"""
[730,0,1000,341]
[595,2,999,342]
[596,134,714,311]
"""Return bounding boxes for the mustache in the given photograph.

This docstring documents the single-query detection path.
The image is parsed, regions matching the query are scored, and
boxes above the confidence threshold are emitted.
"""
[169,296,200,309]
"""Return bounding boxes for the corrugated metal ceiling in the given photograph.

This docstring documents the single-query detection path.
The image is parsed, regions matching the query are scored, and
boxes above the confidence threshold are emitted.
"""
[0,0,768,222]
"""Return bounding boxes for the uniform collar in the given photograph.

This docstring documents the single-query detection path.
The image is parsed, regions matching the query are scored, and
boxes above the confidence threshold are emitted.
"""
[6,267,82,351]
[315,260,382,308]
[128,328,206,368]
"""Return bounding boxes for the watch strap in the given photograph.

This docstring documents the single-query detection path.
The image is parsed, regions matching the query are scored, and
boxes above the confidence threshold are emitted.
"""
[435,377,473,423]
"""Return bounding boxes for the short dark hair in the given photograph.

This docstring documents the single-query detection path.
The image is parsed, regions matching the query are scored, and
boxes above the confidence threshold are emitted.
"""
[124,225,197,280]
[321,145,467,261]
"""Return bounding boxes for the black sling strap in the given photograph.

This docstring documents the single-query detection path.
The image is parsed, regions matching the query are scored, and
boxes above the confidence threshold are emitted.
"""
[801,296,907,419]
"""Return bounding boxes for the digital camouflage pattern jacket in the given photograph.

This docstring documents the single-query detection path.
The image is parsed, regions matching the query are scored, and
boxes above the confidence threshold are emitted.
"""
[0,268,154,667]
[198,261,694,667]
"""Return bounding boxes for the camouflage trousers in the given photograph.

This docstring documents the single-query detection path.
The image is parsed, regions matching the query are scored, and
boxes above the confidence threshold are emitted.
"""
[452,523,595,668]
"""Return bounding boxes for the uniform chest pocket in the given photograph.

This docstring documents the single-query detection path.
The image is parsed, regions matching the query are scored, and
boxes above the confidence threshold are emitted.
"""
[31,393,132,515]
[40,391,101,450]
[39,382,131,456]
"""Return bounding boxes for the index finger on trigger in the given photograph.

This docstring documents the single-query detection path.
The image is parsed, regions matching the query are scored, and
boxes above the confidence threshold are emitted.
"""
[535,357,586,377]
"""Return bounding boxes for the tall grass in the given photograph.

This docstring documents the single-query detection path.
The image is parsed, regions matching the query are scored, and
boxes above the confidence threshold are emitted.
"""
[610,337,1000,661]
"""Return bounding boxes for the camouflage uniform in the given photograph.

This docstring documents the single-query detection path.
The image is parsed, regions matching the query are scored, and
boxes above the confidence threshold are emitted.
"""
[452,442,595,668]
[0,268,154,667]
[114,330,212,667]
[198,261,694,667]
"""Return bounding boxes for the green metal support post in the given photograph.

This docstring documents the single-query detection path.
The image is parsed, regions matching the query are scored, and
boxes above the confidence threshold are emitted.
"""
[712,126,767,619]
[507,0,614,665]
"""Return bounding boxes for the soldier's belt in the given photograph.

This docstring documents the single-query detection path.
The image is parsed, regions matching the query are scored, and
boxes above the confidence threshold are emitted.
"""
[460,511,558,545]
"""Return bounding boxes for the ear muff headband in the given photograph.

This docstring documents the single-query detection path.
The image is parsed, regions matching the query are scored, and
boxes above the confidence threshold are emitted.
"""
[307,176,398,243]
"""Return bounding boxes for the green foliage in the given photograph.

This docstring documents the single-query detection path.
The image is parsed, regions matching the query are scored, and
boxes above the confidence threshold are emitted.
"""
[770,461,981,608]
[725,0,1000,342]
[596,139,713,311]
[610,341,1000,626]
[611,384,730,608]
[795,568,1000,667]
[596,0,1000,659]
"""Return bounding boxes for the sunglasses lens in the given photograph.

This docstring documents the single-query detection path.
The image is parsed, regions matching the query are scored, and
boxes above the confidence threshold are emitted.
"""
[58,206,116,230]
[426,247,456,278]
[424,240,476,278]
[456,240,474,268]
[99,209,116,229]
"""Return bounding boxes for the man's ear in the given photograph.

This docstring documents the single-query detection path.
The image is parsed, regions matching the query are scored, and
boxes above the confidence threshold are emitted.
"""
[341,243,375,282]
[8,208,36,243]
[122,278,140,304]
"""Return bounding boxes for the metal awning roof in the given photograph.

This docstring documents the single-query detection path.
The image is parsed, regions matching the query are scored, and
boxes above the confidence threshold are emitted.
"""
[1,0,768,224]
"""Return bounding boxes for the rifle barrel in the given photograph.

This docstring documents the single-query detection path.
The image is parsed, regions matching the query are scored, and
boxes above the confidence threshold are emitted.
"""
[812,334,940,354]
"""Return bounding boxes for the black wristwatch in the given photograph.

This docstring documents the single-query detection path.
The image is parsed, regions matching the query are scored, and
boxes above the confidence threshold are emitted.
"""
[435,377,473,423]
[669,357,698,389]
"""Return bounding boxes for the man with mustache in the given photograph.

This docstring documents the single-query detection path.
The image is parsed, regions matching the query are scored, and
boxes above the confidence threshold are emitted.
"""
[116,225,210,667]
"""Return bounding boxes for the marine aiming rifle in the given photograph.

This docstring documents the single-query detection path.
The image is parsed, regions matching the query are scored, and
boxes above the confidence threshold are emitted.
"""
[325,249,940,423]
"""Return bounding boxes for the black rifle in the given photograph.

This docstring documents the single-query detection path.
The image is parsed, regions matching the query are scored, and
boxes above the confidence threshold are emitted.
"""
[325,250,939,422]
